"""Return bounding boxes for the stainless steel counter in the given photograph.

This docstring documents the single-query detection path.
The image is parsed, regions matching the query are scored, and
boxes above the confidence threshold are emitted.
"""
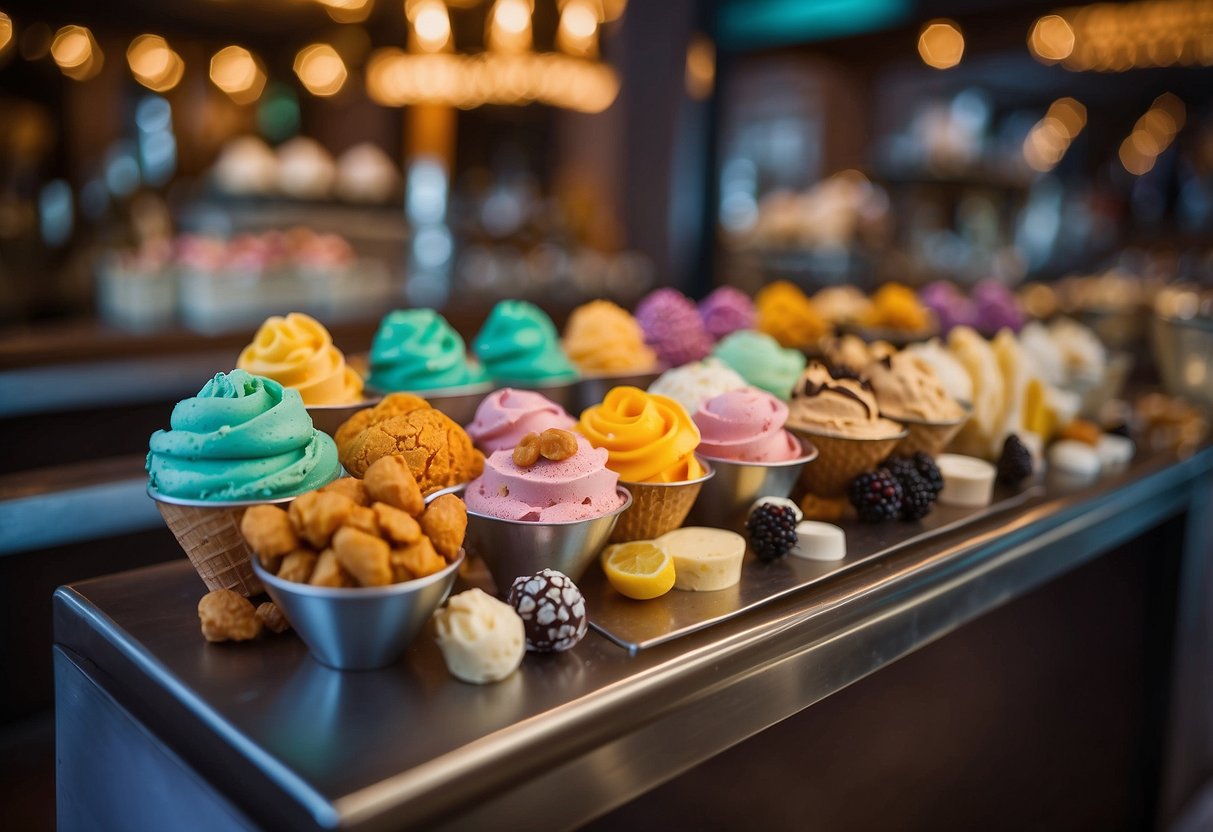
[53,446,1213,831]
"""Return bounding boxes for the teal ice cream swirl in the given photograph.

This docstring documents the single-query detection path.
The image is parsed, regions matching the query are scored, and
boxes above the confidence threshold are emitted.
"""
[367,309,489,392]
[472,300,579,384]
[147,370,340,501]
[712,330,807,400]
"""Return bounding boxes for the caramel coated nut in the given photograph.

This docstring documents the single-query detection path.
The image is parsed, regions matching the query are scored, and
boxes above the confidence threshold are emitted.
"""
[322,477,369,506]
[343,505,380,536]
[373,502,422,545]
[240,505,300,569]
[256,602,291,634]
[333,526,392,587]
[363,455,424,516]
[539,428,578,462]
[512,433,541,468]
[290,491,356,549]
[277,549,319,583]
[198,589,262,642]
[420,493,467,561]
[310,548,356,587]
[390,535,444,583]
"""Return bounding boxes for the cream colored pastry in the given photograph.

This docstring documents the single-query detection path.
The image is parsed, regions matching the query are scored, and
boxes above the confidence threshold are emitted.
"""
[936,454,996,507]
[658,527,746,591]
[903,338,973,405]
[787,362,903,439]
[433,589,525,684]
[947,327,1006,458]
[864,351,965,423]
[790,521,846,561]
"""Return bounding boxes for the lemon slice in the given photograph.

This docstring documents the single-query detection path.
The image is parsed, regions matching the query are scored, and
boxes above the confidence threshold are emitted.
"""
[601,541,676,600]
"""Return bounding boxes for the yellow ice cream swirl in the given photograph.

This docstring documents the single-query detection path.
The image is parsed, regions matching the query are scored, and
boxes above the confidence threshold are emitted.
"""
[576,386,705,483]
[756,280,829,349]
[237,313,364,406]
[563,300,658,374]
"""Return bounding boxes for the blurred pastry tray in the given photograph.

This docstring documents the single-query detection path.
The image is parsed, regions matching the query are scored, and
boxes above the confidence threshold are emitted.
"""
[583,485,1043,652]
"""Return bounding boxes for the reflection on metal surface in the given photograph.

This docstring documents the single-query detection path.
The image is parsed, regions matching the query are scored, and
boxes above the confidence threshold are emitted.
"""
[586,485,1043,651]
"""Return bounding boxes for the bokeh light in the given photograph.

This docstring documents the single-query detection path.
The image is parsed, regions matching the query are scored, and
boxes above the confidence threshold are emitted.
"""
[210,45,266,104]
[918,20,964,70]
[1028,15,1075,63]
[51,25,103,81]
[294,43,348,96]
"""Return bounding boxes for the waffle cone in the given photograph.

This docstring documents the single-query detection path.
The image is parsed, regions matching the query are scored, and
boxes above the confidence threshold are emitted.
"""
[894,417,967,458]
[610,480,703,543]
[156,502,263,596]
[795,431,904,498]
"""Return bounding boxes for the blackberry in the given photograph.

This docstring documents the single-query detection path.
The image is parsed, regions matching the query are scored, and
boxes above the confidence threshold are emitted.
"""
[746,504,799,562]
[996,434,1034,485]
[848,469,904,523]
[898,471,936,521]
[911,452,944,496]
[883,456,919,487]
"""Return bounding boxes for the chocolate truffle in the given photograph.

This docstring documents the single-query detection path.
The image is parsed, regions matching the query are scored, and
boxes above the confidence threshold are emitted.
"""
[508,569,588,652]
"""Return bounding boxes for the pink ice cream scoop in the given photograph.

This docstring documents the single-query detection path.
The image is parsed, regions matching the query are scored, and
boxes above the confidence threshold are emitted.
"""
[698,286,756,341]
[465,388,575,453]
[693,387,802,463]
[465,434,624,522]
[635,288,713,367]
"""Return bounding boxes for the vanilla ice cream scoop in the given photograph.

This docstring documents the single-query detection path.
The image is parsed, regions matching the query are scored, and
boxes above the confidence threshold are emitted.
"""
[433,589,525,684]
[864,351,965,423]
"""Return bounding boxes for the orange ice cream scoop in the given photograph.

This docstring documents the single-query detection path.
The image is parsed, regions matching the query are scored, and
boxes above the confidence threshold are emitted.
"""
[238,313,363,405]
[755,280,829,349]
[575,386,704,483]
[563,300,658,374]
[861,283,932,333]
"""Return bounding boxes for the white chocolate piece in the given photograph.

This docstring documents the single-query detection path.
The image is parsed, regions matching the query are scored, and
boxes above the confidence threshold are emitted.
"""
[658,527,746,591]
[790,521,846,561]
[749,497,803,523]
[1048,440,1101,479]
[936,454,996,508]
[433,589,525,685]
[1096,434,1134,472]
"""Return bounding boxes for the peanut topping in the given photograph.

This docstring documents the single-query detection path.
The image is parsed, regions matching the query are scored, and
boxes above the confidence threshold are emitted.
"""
[512,432,541,467]
[539,428,578,462]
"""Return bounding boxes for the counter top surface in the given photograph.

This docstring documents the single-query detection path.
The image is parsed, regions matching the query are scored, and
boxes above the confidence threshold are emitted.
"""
[54,445,1213,831]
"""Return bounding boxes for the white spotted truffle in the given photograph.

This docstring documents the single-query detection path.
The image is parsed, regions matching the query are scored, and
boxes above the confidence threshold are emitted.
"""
[507,569,588,652]
[433,589,525,684]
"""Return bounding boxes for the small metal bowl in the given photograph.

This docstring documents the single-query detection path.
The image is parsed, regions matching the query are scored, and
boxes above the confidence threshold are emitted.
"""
[686,437,818,532]
[572,368,663,414]
[486,377,581,413]
[364,380,496,427]
[253,550,463,672]
[306,398,382,437]
[463,487,632,592]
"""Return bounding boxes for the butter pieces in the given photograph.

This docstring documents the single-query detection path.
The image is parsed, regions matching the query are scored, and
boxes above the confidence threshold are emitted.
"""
[657,527,746,591]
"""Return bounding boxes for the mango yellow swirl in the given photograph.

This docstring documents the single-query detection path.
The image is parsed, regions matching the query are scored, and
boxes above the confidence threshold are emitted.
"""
[237,313,363,405]
[575,386,704,483]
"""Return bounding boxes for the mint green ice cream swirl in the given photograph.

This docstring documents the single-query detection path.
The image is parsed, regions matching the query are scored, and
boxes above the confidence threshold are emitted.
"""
[712,330,807,400]
[472,300,579,384]
[147,370,339,501]
[367,309,489,392]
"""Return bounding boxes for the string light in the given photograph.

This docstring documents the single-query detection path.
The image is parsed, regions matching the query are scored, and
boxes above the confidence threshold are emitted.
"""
[1023,97,1087,172]
[51,25,103,81]
[407,0,452,53]
[210,46,266,104]
[0,13,12,55]
[1120,93,1185,175]
[294,43,348,96]
[367,48,618,112]
[685,34,714,101]
[918,20,964,70]
[1028,14,1075,63]
[127,35,185,92]
[489,0,533,52]
[1036,1,1213,72]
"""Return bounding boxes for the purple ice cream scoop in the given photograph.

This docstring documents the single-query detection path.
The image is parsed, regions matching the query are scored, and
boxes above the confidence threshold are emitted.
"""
[920,280,977,334]
[972,280,1024,333]
[698,286,756,341]
[635,288,713,367]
